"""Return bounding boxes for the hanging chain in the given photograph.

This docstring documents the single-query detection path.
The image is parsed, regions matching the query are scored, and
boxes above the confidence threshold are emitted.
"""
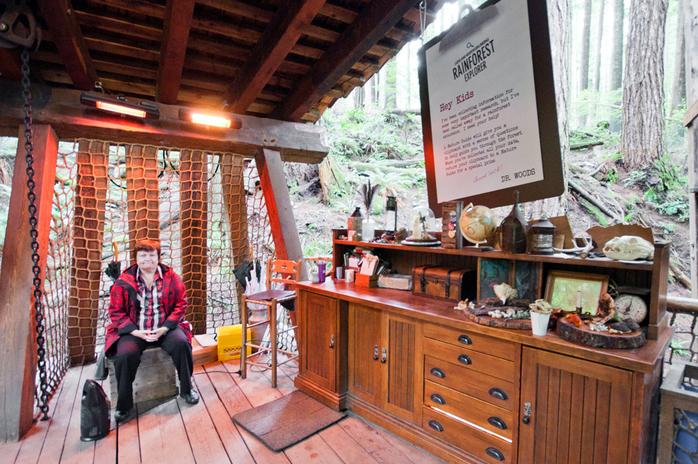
[21,47,50,421]
[419,0,427,44]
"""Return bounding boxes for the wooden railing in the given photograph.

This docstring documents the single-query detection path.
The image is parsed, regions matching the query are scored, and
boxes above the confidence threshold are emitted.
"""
[666,295,698,365]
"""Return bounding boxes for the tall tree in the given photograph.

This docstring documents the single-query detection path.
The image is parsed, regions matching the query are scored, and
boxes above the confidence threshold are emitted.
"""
[670,0,686,113]
[609,0,624,130]
[620,0,668,168]
[580,0,592,93]
[590,0,606,124]
[524,0,570,219]
[385,59,397,109]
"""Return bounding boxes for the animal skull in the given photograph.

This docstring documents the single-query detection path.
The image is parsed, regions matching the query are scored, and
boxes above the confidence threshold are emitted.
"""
[602,235,654,261]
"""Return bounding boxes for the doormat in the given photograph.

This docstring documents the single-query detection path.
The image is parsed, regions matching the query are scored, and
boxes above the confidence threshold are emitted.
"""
[232,391,345,452]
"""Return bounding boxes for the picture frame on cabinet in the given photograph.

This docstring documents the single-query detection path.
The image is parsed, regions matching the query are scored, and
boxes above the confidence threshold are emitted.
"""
[545,270,609,315]
[478,259,511,300]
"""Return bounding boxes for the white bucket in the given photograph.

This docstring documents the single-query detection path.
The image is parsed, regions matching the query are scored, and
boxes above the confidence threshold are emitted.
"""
[530,311,551,336]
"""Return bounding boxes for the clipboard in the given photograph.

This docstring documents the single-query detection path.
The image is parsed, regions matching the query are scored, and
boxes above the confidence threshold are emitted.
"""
[418,0,564,213]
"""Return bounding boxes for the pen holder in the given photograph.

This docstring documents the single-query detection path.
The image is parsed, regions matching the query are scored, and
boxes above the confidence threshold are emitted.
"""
[355,274,378,288]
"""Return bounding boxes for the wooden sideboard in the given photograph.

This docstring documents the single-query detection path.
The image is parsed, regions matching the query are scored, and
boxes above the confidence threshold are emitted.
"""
[294,232,673,464]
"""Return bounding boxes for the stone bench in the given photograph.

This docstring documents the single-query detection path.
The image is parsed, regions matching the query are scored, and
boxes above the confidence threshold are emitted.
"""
[107,347,178,409]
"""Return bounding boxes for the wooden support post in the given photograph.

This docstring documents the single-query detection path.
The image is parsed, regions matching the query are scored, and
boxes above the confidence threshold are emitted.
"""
[254,149,307,280]
[221,153,249,312]
[0,125,58,443]
[68,140,108,366]
[180,149,208,334]
[686,0,698,297]
[126,145,160,262]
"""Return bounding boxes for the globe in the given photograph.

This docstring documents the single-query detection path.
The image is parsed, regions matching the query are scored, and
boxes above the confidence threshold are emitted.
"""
[459,203,497,245]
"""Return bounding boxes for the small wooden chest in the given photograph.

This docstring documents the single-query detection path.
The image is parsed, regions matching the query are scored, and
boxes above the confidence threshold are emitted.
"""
[412,266,475,302]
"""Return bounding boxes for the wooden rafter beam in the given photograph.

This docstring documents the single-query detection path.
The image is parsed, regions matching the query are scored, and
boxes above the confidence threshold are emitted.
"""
[36,0,97,90]
[156,0,195,104]
[0,49,23,81]
[225,0,327,114]
[0,85,329,163]
[273,0,419,121]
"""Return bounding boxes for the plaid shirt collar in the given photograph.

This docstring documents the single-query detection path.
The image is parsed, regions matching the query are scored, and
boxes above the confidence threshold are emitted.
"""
[136,265,164,331]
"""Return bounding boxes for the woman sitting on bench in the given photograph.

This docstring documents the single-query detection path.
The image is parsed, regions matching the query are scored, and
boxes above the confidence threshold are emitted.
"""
[105,239,199,423]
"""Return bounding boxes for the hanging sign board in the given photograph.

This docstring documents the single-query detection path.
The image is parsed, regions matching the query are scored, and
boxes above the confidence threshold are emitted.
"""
[418,0,564,212]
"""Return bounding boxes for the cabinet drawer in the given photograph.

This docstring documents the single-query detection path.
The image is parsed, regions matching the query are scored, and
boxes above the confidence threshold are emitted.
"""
[424,323,517,361]
[424,338,516,383]
[423,406,512,464]
[425,356,516,411]
[424,381,513,440]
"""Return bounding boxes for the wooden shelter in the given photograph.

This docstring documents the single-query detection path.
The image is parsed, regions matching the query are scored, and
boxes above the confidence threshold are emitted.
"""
[0,0,448,445]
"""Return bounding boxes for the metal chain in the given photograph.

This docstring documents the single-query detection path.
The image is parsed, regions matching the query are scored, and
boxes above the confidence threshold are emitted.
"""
[419,0,427,43]
[21,47,50,421]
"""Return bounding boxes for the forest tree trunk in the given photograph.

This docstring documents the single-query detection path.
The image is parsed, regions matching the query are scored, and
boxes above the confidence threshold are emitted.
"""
[685,0,698,296]
[385,59,397,109]
[620,0,667,169]
[671,0,686,114]
[522,0,570,219]
[591,0,606,125]
[610,0,624,131]
[579,0,592,127]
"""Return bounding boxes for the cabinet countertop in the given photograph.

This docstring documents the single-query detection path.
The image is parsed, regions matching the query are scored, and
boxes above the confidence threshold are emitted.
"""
[297,280,672,374]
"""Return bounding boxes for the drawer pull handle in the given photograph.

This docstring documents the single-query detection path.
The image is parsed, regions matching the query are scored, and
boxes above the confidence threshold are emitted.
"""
[487,416,507,430]
[457,354,472,365]
[430,367,445,378]
[381,348,387,364]
[458,334,472,345]
[373,345,379,361]
[428,420,444,432]
[329,334,334,349]
[489,388,508,401]
[486,447,505,461]
[430,393,446,405]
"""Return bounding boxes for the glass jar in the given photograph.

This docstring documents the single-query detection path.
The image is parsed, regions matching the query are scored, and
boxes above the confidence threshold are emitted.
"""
[408,202,435,240]
[384,195,397,233]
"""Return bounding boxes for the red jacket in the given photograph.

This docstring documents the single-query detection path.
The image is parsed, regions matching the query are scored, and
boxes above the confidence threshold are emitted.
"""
[105,263,192,355]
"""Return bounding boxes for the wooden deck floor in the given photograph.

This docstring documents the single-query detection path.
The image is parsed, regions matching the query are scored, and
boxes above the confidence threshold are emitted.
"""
[0,357,445,464]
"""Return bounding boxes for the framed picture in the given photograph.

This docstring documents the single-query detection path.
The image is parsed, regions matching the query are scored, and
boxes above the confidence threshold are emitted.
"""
[514,261,542,300]
[478,258,511,300]
[544,271,609,315]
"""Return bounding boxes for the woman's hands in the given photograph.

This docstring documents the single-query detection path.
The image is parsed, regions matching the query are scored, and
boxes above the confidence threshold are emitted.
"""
[131,327,169,342]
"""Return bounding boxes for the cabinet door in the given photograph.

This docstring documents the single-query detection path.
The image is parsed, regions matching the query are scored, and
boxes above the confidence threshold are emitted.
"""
[300,292,338,392]
[348,303,382,406]
[519,347,633,464]
[383,312,423,424]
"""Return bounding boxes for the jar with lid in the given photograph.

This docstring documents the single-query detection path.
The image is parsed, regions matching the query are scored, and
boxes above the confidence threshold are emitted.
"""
[347,206,363,233]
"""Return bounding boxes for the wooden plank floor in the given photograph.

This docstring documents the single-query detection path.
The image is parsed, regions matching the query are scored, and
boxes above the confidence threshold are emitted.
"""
[0,356,445,464]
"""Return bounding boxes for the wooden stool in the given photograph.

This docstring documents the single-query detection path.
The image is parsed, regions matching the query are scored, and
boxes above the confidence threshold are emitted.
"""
[107,347,178,409]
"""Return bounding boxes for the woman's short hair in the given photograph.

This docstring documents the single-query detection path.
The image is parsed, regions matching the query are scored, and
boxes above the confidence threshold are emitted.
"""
[134,240,161,259]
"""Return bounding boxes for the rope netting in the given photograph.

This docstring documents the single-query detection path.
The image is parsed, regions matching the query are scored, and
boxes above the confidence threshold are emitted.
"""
[33,138,285,392]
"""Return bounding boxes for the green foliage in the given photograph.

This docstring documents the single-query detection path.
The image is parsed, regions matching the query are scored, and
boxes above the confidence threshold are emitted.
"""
[581,200,608,226]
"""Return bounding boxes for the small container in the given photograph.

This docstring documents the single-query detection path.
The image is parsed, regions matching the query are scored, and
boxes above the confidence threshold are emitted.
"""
[384,195,398,233]
[216,325,252,361]
[348,206,363,233]
[317,263,326,283]
[335,266,344,280]
[345,269,355,282]
[530,312,551,336]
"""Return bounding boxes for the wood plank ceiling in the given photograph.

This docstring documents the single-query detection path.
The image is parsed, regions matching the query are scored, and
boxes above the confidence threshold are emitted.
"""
[12,0,446,124]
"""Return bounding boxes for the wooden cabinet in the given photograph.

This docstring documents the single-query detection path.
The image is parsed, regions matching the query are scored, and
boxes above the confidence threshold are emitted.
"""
[295,230,671,464]
[518,347,633,464]
[295,290,347,410]
[348,303,423,424]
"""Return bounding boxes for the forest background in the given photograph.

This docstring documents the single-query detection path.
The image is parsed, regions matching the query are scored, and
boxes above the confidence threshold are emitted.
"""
[0,0,693,297]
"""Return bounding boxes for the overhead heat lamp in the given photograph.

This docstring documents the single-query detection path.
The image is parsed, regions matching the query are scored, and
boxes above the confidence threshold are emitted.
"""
[80,92,160,119]
[178,109,242,129]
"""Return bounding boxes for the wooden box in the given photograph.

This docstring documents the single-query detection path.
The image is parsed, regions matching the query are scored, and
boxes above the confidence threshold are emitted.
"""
[108,347,177,409]
[355,274,378,288]
[412,266,475,302]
